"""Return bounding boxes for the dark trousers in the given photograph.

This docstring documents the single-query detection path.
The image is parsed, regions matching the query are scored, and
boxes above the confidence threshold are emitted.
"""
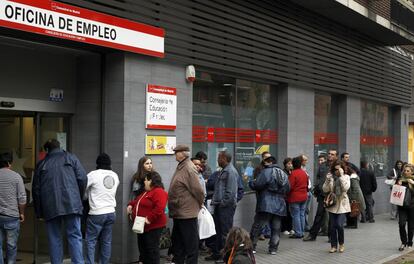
[137,228,162,264]
[308,199,326,238]
[329,213,346,248]
[171,218,199,264]
[361,193,374,221]
[398,206,414,246]
[281,204,292,232]
[250,212,281,252]
[212,206,236,257]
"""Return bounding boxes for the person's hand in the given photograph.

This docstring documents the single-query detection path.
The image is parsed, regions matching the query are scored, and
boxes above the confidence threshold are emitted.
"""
[127,205,132,215]
[397,180,402,185]
[19,214,25,223]
[145,217,151,225]
[338,168,344,176]
[408,179,414,185]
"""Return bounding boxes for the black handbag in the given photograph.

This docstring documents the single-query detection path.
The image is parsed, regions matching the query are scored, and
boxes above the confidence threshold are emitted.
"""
[159,227,172,250]
[403,187,412,207]
[323,192,336,208]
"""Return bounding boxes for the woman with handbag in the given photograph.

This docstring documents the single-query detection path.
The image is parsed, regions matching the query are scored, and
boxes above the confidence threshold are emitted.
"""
[345,167,365,229]
[388,160,404,220]
[127,171,168,264]
[323,161,350,253]
[396,164,414,251]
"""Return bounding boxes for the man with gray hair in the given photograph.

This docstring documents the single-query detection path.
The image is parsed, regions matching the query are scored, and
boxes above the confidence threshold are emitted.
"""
[168,144,205,264]
[205,151,239,263]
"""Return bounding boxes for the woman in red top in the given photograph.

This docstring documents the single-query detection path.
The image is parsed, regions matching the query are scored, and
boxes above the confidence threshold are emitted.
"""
[287,156,309,238]
[127,171,168,264]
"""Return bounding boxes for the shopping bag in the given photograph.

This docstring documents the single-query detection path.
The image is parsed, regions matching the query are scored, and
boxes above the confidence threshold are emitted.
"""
[390,184,406,206]
[198,206,216,239]
[132,216,146,234]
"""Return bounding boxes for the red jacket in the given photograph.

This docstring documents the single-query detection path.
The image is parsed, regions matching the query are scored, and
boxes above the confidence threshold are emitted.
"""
[287,169,308,203]
[128,187,168,232]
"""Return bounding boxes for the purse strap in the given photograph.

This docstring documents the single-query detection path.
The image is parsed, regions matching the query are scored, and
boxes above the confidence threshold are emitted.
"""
[134,191,148,216]
[394,168,397,179]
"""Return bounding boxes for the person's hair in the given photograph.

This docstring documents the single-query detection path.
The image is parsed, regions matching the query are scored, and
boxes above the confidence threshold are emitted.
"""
[328,149,338,156]
[345,164,355,175]
[330,160,348,174]
[395,160,404,170]
[223,227,254,260]
[133,156,152,183]
[219,151,232,162]
[195,151,208,161]
[182,151,190,158]
[340,152,349,160]
[145,171,164,189]
[292,156,302,169]
[283,157,292,168]
[261,151,270,159]
[299,154,307,164]
[43,139,60,152]
[0,152,13,169]
[96,153,111,170]
[360,160,369,169]
[318,154,327,160]
[191,157,201,162]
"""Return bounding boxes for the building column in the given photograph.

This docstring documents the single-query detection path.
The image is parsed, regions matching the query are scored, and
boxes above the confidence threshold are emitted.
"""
[393,106,409,162]
[278,84,315,177]
[338,96,361,165]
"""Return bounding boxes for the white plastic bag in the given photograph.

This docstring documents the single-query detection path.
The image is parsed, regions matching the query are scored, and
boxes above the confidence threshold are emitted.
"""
[198,206,216,239]
[390,184,406,206]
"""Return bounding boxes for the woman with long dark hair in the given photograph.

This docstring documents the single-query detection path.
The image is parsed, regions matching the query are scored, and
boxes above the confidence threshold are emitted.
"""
[223,227,255,264]
[127,171,168,264]
[131,156,153,199]
[323,160,350,253]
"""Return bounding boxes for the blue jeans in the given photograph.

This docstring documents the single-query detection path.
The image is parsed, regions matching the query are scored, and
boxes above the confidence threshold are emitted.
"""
[45,214,84,264]
[289,201,306,237]
[85,213,116,264]
[329,213,346,248]
[0,215,20,264]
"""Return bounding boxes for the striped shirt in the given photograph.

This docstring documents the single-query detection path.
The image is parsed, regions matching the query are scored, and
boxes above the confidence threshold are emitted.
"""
[0,168,26,218]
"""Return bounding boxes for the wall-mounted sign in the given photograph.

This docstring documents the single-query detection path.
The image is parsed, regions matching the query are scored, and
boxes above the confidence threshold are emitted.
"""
[49,89,63,102]
[145,135,176,155]
[0,0,164,57]
[146,84,177,130]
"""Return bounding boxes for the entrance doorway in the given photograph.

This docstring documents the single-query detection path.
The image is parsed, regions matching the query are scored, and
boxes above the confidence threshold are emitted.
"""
[0,110,71,263]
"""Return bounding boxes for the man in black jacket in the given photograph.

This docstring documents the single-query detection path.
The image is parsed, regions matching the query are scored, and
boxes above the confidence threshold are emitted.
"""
[303,149,337,241]
[359,160,377,223]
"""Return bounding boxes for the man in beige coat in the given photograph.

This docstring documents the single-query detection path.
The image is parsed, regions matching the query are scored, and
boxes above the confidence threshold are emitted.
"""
[168,144,205,264]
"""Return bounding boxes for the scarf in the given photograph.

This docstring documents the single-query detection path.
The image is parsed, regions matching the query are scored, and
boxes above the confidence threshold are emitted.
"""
[334,176,342,197]
[400,174,414,190]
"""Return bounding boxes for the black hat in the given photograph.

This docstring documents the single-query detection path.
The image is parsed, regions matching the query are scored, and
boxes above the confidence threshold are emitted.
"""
[96,153,111,166]
[264,156,276,163]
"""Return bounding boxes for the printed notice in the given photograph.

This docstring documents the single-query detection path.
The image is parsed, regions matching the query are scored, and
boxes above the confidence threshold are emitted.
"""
[145,84,177,130]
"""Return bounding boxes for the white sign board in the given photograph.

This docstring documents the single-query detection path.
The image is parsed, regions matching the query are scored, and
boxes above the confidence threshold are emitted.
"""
[146,84,177,130]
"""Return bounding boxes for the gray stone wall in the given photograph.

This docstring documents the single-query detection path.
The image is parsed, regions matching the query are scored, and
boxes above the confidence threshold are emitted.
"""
[338,96,361,164]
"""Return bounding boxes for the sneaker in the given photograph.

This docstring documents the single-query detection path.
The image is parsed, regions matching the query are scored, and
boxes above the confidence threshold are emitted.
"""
[283,231,290,235]
[252,250,256,254]
[399,244,406,251]
[303,235,316,242]
[369,219,375,223]
[360,219,366,223]
[268,251,277,255]
[289,230,295,235]
[329,247,337,253]
[339,244,345,253]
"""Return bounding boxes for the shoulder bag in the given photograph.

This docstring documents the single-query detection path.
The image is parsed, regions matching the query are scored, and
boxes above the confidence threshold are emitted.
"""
[132,192,147,234]
[350,200,361,217]
[323,192,336,208]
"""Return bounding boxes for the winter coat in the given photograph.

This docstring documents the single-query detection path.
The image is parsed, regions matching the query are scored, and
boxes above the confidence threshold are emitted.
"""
[313,162,329,201]
[128,187,168,232]
[33,149,87,221]
[347,174,366,212]
[168,157,205,219]
[359,168,377,195]
[323,173,351,214]
[212,163,239,208]
[287,168,308,203]
[249,164,290,216]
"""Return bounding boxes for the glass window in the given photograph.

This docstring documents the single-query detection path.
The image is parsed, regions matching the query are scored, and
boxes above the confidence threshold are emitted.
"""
[314,93,339,171]
[360,101,394,176]
[192,72,277,191]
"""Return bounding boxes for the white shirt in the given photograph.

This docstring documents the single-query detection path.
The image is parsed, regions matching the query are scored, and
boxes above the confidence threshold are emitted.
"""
[86,169,120,215]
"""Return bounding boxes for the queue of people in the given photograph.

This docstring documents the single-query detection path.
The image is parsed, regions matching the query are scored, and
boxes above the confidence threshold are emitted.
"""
[0,138,411,264]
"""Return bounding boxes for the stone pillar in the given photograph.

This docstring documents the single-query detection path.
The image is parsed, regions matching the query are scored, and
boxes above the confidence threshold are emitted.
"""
[338,96,361,165]
[393,106,409,162]
[278,85,315,177]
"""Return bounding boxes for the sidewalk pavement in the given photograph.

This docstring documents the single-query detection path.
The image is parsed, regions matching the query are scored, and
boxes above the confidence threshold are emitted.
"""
[197,213,409,264]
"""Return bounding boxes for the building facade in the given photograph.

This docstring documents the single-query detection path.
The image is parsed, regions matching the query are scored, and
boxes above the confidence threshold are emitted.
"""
[0,0,413,262]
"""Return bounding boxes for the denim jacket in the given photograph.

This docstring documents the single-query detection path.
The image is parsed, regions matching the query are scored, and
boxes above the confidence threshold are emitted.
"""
[211,163,239,208]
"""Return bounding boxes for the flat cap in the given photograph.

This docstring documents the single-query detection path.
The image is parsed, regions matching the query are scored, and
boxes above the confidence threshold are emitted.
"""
[173,144,190,152]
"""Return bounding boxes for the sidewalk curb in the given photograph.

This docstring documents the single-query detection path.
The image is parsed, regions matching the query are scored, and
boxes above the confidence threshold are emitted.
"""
[373,248,414,264]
